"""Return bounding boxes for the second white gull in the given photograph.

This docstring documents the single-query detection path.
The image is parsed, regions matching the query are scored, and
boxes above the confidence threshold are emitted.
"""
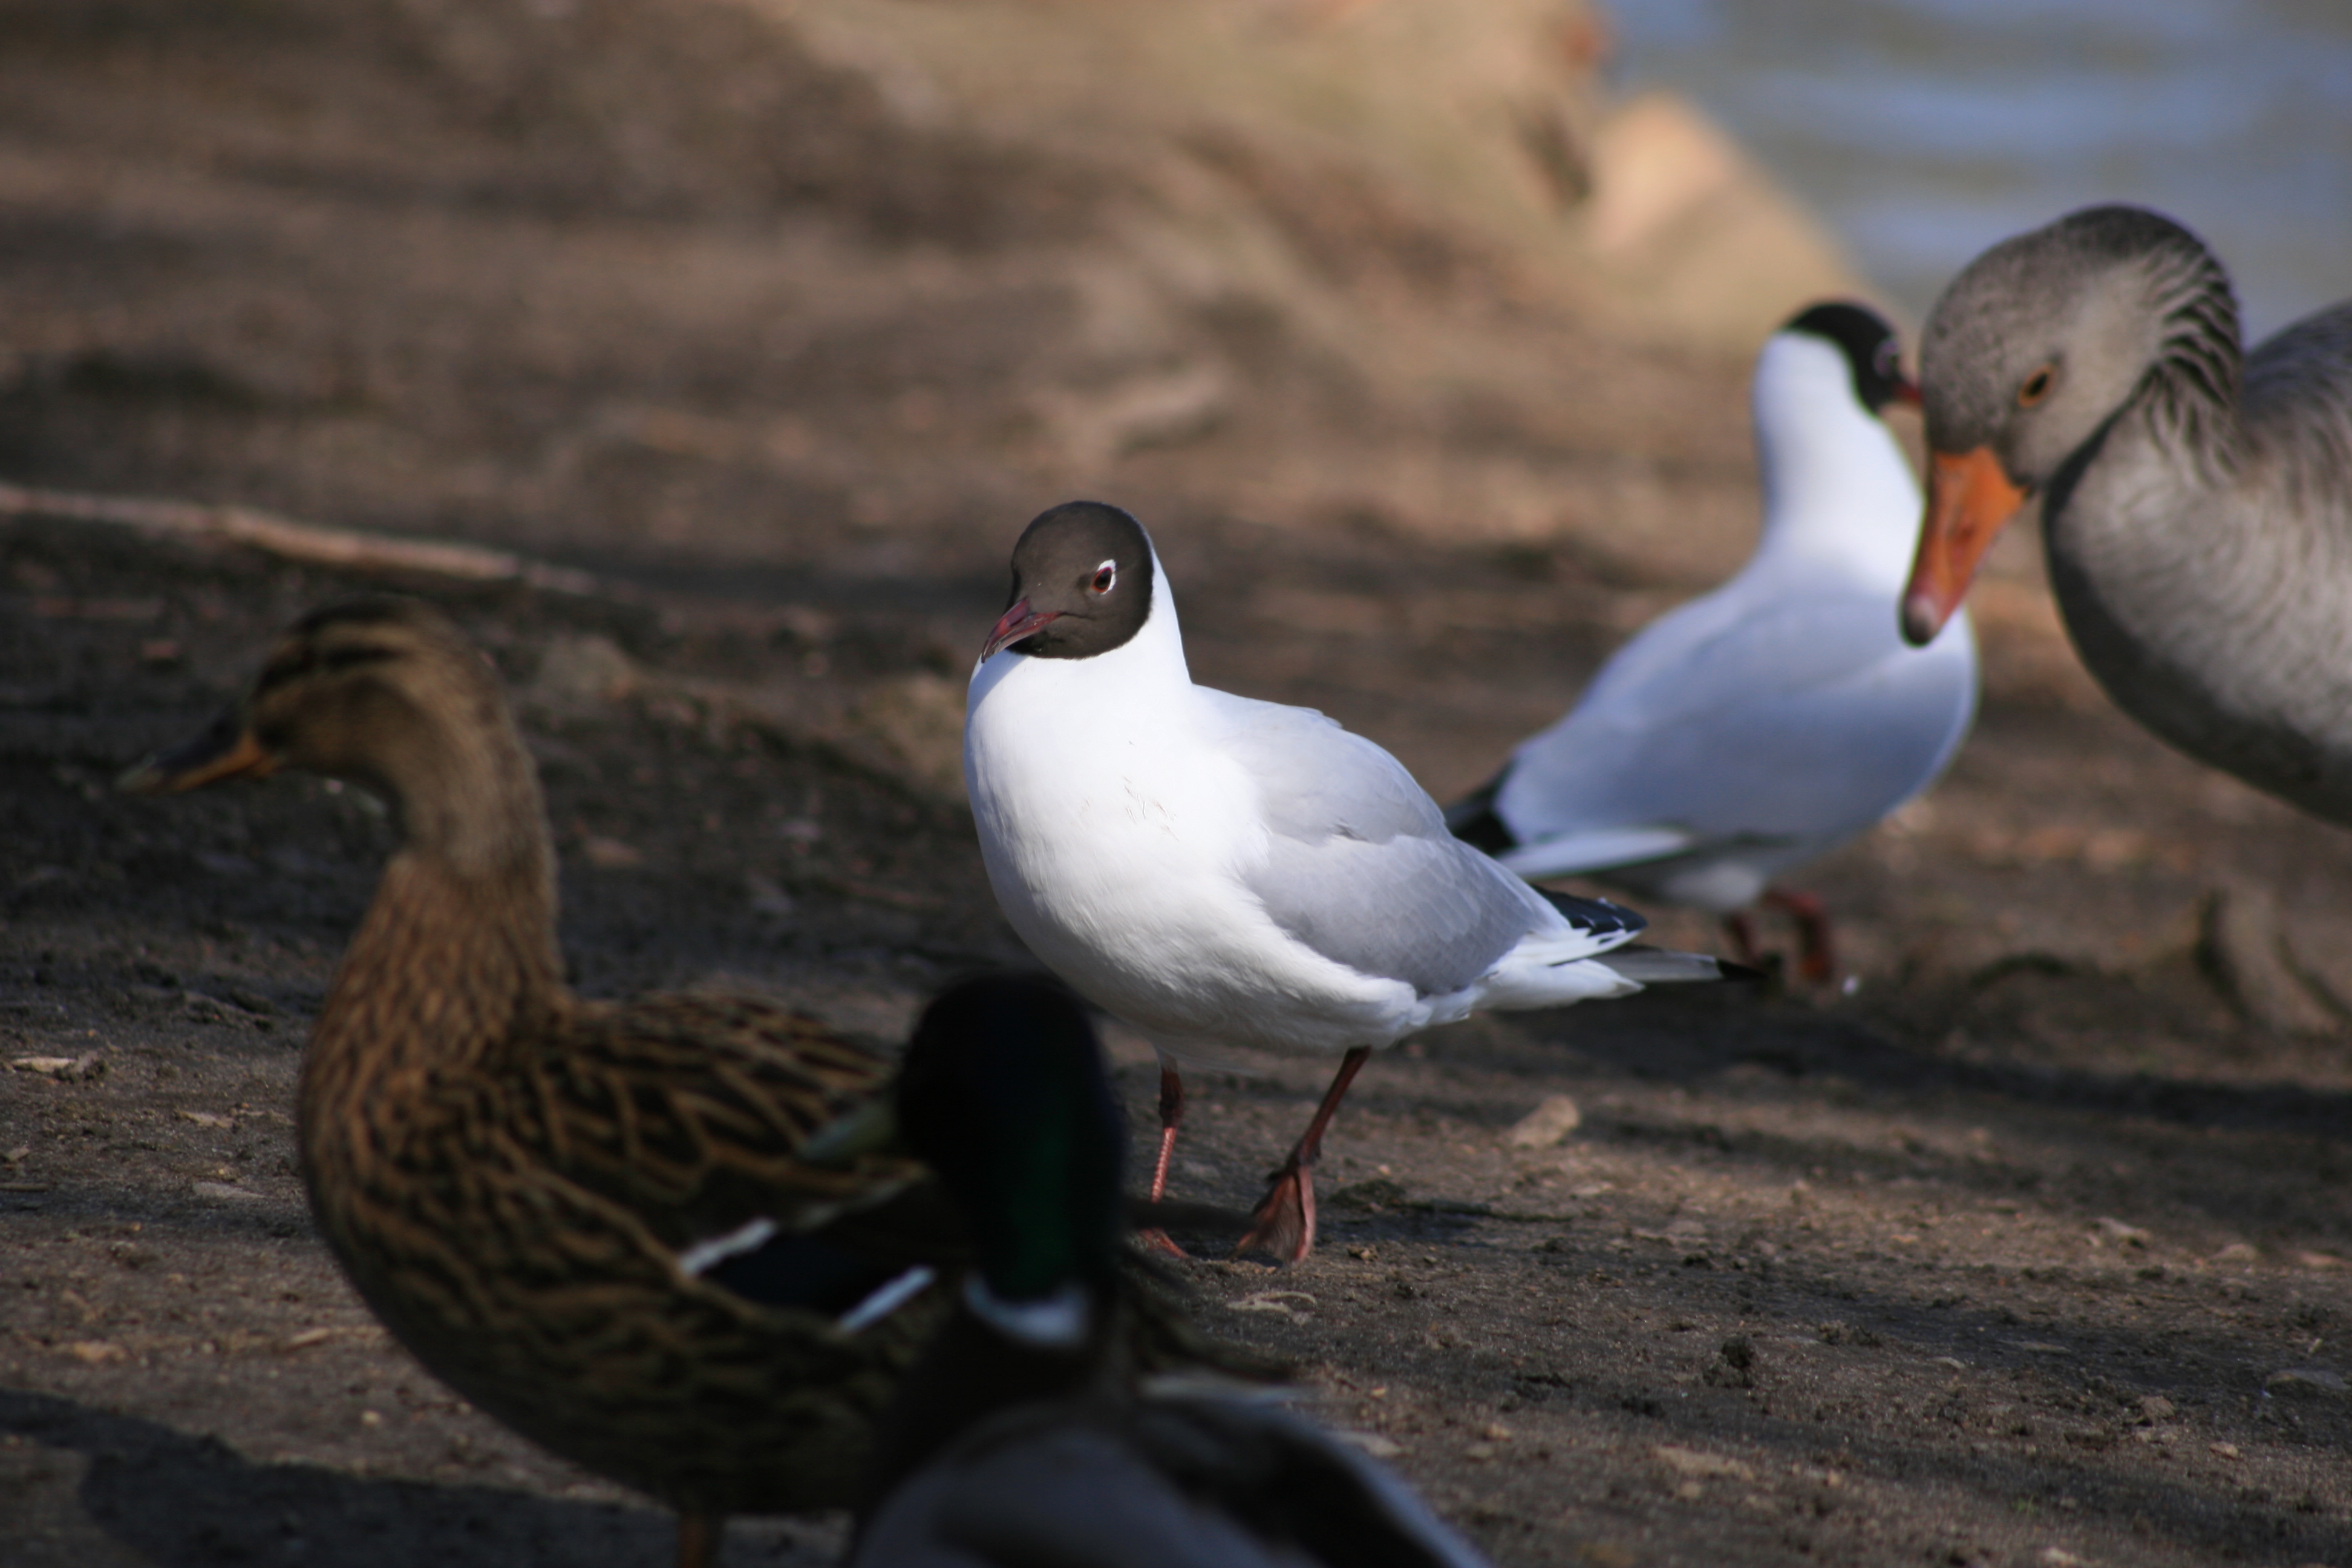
[1447,302,1979,981]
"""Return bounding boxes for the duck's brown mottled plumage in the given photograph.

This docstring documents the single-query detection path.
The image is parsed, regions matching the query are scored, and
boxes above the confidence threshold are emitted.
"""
[123,595,946,1566]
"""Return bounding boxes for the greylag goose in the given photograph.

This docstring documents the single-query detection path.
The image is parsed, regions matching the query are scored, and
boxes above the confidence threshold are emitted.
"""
[1900,204,2352,825]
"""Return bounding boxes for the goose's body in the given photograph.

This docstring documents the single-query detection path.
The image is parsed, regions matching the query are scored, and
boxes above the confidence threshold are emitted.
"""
[963,503,1732,1259]
[123,598,944,1568]
[1449,304,1978,976]
[1902,204,2352,823]
[847,976,1492,1568]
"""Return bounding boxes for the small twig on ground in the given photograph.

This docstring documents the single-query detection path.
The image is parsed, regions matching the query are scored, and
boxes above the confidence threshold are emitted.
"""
[0,480,608,598]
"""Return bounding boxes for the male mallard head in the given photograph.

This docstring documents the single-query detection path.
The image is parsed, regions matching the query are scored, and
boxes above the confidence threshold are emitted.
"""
[895,974,1125,1321]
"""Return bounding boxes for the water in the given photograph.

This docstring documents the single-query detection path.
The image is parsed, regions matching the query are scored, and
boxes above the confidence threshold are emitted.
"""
[1607,0,2352,340]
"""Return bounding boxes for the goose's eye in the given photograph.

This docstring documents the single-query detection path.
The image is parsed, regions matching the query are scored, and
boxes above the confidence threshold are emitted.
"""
[1090,561,1117,595]
[2018,365,2056,407]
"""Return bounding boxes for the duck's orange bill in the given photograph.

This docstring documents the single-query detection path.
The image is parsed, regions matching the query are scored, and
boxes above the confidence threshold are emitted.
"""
[116,713,278,795]
[1900,445,2028,646]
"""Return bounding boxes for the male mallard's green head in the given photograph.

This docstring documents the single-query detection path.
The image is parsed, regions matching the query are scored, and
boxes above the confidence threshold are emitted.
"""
[896,974,1125,1308]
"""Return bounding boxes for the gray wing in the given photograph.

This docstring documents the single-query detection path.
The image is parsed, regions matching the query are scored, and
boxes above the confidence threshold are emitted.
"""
[1207,691,1558,995]
[852,1420,1300,1568]
[1497,595,1977,850]
[1128,1396,1494,1568]
[2244,300,2352,516]
[851,1396,1492,1568]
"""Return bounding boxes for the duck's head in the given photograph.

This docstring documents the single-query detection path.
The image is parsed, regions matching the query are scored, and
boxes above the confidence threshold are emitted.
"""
[1902,204,2236,644]
[979,501,1157,665]
[120,595,540,869]
[895,973,1125,1345]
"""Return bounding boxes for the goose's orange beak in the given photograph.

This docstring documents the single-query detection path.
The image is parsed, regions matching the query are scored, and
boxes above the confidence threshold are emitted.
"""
[1901,445,2027,645]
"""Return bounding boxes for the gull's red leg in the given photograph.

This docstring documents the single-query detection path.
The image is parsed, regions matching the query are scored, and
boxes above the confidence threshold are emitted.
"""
[1138,1063,1191,1259]
[1721,909,1764,969]
[1763,886,1836,985]
[1235,1047,1373,1264]
[1148,1064,1184,1203]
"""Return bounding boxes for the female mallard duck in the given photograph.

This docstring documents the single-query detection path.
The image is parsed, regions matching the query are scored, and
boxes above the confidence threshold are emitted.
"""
[847,973,1494,1568]
[120,595,950,1568]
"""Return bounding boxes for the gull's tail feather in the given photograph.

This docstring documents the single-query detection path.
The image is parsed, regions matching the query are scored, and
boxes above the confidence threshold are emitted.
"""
[1501,824,1702,881]
[1595,944,1758,985]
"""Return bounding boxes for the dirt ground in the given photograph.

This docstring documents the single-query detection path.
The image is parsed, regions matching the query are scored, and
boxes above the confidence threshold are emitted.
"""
[3,4,2350,1566]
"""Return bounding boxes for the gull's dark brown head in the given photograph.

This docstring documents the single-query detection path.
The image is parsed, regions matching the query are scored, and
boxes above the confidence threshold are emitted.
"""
[981,501,1155,664]
[1782,301,1918,413]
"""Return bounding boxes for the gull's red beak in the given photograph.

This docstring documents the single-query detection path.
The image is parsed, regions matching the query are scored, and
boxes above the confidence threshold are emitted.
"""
[981,598,1061,662]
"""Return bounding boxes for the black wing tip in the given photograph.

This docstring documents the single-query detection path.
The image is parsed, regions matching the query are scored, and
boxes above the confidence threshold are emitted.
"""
[1443,777,1519,855]
[1537,887,1648,938]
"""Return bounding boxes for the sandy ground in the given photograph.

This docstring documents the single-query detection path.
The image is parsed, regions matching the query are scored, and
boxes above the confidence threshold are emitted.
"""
[3,4,2350,1566]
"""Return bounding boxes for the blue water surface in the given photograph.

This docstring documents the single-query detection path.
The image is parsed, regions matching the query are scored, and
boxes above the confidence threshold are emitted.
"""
[1606,0,2352,339]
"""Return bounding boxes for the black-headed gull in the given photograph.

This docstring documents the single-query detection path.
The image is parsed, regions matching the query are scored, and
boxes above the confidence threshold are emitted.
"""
[1903,205,2352,828]
[1447,302,1979,981]
[963,501,1733,1262]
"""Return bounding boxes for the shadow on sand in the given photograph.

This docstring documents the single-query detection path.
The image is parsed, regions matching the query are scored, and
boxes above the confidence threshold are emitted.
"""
[0,1388,837,1567]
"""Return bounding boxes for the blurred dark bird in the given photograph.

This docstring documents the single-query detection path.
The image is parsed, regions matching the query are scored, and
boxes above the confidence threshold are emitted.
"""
[846,972,1495,1568]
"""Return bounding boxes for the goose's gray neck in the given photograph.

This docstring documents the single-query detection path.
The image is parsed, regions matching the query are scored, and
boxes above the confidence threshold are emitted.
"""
[2135,240,2244,481]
